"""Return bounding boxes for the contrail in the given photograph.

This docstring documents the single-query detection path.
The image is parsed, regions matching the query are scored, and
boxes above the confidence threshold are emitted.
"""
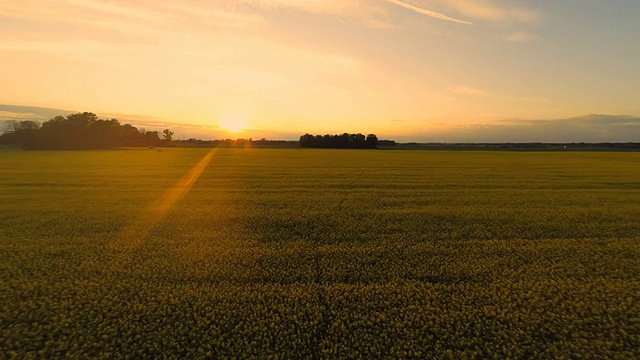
[382,0,472,25]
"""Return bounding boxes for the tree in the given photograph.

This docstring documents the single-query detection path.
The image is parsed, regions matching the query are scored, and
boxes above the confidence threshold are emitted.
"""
[144,131,161,146]
[300,134,316,148]
[366,134,378,149]
[4,120,40,132]
[299,132,379,149]
[0,112,168,149]
[0,120,42,148]
[162,129,174,141]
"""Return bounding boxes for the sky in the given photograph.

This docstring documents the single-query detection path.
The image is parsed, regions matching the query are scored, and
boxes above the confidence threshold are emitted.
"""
[1,0,639,142]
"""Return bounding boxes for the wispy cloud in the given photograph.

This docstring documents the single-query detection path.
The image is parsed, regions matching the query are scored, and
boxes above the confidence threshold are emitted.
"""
[240,0,539,28]
[0,0,264,42]
[242,0,364,15]
[414,114,640,143]
[242,0,474,27]
[449,86,549,105]
[0,111,39,121]
[450,85,488,96]
[0,0,538,39]
[241,0,537,26]
[441,0,539,23]
[239,0,395,29]
[0,105,74,122]
[504,32,539,43]
[382,0,472,25]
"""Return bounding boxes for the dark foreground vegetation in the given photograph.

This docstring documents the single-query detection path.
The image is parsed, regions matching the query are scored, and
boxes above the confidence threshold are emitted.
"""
[0,112,174,149]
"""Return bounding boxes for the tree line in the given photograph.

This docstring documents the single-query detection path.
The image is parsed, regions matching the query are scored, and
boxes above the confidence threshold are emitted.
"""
[1,113,385,150]
[300,133,378,149]
[0,112,174,150]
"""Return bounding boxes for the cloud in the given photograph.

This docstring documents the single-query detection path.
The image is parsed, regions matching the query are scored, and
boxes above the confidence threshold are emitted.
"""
[448,86,549,105]
[441,0,539,23]
[241,0,473,27]
[504,32,539,43]
[0,111,39,121]
[414,114,640,143]
[241,0,537,27]
[236,0,393,29]
[0,0,537,43]
[240,0,379,24]
[450,85,489,96]
[0,0,265,42]
[238,0,540,28]
[382,0,472,25]
[499,114,640,127]
[0,105,74,122]
[242,0,364,14]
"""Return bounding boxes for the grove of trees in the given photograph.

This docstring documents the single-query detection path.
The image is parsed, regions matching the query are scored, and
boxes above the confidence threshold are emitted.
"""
[300,133,378,149]
[0,112,173,150]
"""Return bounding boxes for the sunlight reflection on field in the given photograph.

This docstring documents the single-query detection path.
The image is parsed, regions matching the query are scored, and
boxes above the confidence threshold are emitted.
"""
[112,148,218,252]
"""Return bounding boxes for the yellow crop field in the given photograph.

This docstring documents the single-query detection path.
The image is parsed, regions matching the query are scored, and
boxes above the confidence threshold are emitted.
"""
[1,148,639,358]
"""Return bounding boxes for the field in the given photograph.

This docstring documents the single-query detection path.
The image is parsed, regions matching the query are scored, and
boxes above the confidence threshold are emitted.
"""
[1,148,639,358]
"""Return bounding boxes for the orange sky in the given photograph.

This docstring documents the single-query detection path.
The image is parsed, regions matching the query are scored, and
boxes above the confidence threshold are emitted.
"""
[1,0,639,141]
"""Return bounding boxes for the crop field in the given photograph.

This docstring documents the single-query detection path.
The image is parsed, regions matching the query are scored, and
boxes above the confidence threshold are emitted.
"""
[1,148,639,358]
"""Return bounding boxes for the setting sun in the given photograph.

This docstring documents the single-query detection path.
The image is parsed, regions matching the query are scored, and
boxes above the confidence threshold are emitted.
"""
[219,115,247,134]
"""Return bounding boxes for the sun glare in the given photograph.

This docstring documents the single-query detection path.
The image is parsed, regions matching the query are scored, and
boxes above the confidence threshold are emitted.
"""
[219,115,247,133]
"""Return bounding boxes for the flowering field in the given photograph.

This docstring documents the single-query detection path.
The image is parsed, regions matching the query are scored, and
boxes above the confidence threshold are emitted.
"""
[1,148,639,358]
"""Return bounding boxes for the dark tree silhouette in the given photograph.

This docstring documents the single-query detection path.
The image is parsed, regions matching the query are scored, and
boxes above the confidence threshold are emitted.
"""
[162,129,174,141]
[299,133,378,149]
[5,120,40,132]
[141,130,161,147]
[366,134,378,148]
[0,112,167,149]
[1,120,42,148]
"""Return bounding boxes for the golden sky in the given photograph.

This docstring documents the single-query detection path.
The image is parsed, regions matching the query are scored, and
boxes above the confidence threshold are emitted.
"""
[1,0,639,141]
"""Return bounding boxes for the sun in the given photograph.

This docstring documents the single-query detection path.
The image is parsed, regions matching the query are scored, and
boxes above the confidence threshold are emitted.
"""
[219,115,247,134]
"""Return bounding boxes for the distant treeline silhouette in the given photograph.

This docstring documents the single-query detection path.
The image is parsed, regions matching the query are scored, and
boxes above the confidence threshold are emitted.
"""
[0,112,174,149]
[300,133,378,149]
